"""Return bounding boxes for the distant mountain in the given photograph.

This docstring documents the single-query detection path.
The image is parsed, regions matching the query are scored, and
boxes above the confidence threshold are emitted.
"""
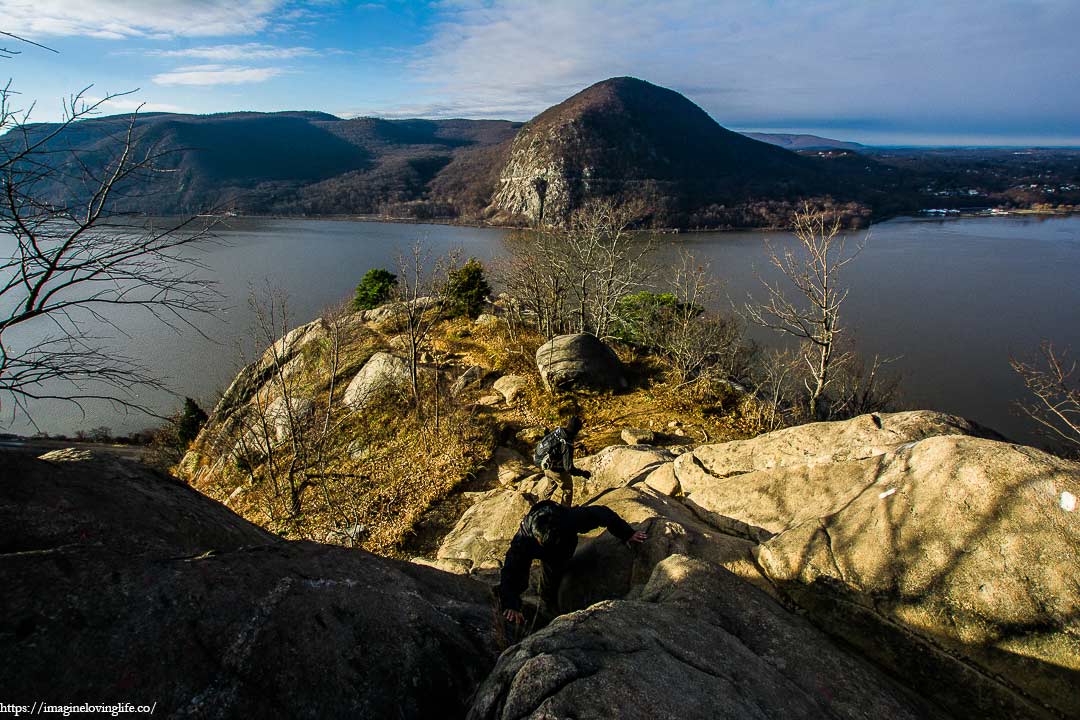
[742,132,865,151]
[11,111,519,218]
[487,77,830,226]
[7,79,885,228]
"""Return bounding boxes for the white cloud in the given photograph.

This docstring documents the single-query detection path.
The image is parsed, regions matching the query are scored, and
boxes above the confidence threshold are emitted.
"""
[0,0,286,39]
[86,95,189,114]
[148,43,319,61]
[152,64,284,86]
[411,0,1080,134]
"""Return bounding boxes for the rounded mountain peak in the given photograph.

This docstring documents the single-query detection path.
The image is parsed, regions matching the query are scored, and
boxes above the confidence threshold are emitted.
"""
[487,78,819,226]
[529,76,715,132]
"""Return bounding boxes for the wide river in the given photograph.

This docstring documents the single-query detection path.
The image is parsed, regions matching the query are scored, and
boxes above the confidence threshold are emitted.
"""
[3,215,1078,448]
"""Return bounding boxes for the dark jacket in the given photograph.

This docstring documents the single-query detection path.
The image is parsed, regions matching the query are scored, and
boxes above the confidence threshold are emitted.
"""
[498,501,635,611]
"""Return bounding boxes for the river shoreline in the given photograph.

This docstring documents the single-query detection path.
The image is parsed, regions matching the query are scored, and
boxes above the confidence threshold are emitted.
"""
[195,206,1079,235]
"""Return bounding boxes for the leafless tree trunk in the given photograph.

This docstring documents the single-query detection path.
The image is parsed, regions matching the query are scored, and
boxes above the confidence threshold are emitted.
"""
[393,242,459,417]
[746,204,863,419]
[230,286,353,523]
[498,198,649,339]
[829,351,903,418]
[1011,341,1080,451]
[664,251,743,382]
[0,80,217,423]
[565,197,652,338]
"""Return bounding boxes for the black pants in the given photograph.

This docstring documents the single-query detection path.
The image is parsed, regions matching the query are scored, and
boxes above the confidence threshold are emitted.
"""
[537,559,567,615]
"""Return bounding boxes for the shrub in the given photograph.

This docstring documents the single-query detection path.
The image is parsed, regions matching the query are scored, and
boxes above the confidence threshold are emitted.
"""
[445,258,491,319]
[353,268,397,310]
[176,397,209,447]
[611,291,700,346]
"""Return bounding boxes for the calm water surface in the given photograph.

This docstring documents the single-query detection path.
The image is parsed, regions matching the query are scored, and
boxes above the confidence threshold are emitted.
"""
[4,215,1078,447]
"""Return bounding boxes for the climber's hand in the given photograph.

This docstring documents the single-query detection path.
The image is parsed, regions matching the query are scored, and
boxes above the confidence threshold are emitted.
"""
[626,530,648,547]
[503,609,525,624]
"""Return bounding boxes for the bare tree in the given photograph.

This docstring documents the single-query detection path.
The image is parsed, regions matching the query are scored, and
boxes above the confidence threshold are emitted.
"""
[497,229,571,339]
[227,286,354,523]
[614,251,744,382]
[828,351,902,418]
[662,252,744,381]
[746,204,864,419]
[392,242,459,416]
[564,197,652,337]
[746,347,799,432]
[498,197,650,339]
[1011,342,1080,451]
[0,77,216,423]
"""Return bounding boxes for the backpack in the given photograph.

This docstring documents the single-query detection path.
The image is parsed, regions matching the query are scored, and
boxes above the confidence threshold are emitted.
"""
[533,428,566,470]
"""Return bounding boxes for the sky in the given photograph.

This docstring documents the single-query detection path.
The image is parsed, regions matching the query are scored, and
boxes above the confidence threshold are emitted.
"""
[1,0,1078,146]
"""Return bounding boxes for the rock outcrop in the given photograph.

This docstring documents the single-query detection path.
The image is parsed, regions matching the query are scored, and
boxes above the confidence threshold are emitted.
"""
[668,411,1079,720]
[492,374,528,403]
[753,435,1079,720]
[468,555,949,720]
[575,445,678,502]
[1,451,500,718]
[535,333,628,392]
[432,410,1078,720]
[343,351,411,409]
[13,404,1077,720]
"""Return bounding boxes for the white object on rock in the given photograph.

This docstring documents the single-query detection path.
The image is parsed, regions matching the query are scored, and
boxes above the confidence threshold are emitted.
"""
[1061,491,1076,512]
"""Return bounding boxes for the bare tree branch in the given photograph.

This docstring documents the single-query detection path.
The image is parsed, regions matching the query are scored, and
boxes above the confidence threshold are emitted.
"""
[746,203,865,419]
[1011,342,1080,450]
[1,78,219,423]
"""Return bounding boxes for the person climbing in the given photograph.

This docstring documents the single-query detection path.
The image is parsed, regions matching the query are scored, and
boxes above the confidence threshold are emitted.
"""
[534,415,589,507]
[499,500,648,625]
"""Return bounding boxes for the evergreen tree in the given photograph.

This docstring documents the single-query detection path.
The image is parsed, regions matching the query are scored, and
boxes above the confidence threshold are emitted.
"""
[445,258,491,319]
[176,398,208,448]
[353,268,398,310]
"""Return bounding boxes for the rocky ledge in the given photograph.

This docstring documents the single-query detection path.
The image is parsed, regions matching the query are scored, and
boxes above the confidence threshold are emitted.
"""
[3,410,1078,719]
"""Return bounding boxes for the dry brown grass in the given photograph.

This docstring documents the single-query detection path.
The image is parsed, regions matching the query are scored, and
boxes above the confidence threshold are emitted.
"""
[182,309,771,559]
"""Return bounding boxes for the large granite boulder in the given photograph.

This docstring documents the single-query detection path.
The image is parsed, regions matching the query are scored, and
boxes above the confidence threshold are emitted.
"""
[674,410,998,497]
[535,333,628,392]
[436,490,535,573]
[492,374,529,403]
[264,394,315,442]
[753,435,1080,720]
[343,351,411,409]
[434,485,765,601]
[672,410,1002,539]
[575,445,678,502]
[1,451,500,719]
[474,447,533,487]
[656,412,1077,720]
[468,555,948,720]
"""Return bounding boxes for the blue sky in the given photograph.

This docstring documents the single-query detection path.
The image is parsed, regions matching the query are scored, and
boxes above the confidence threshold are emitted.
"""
[1,0,1078,145]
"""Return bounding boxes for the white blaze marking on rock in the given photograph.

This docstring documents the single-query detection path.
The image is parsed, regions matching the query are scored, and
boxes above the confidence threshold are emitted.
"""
[878,487,897,499]
[1061,491,1076,512]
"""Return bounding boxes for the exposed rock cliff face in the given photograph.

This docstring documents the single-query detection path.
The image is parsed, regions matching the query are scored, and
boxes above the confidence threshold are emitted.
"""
[486,76,823,225]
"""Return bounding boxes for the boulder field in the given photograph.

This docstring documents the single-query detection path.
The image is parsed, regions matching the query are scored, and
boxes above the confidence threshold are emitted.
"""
[3,410,1078,719]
